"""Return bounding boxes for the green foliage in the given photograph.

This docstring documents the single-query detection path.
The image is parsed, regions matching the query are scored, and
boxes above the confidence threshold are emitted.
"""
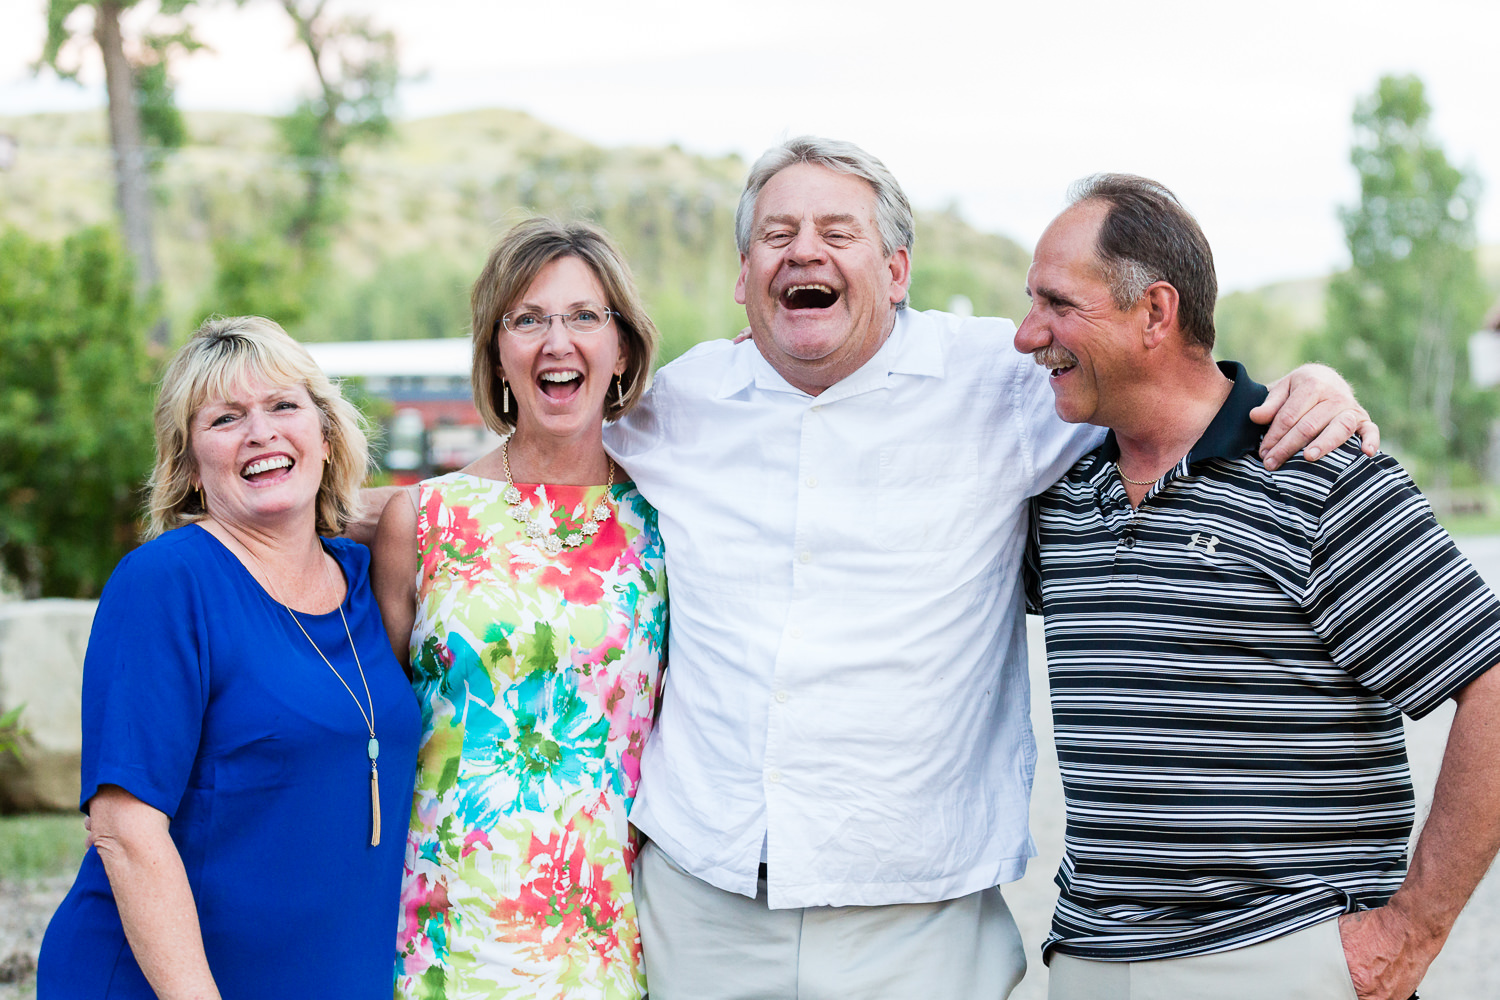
[1307,75,1492,485]
[275,1,398,248]
[1214,290,1310,384]
[0,704,25,763]
[907,208,1033,323]
[202,235,314,329]
[205,2,401,332]
[300,252,471,342]
[41,1,197,154]
[0,226,155,597]
[2,107,1037,365]
[0,813,89,879]
[132,21,202,155]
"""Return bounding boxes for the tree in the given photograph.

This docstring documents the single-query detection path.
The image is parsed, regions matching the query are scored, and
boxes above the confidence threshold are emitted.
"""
[276,0,398,249]
[202,0,399,325]
[1309,75,1492,488]
[40,0,199,343]
[0,227,156,598]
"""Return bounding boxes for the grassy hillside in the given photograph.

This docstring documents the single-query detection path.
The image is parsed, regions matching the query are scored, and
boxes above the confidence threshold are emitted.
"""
[0,109,1034,362]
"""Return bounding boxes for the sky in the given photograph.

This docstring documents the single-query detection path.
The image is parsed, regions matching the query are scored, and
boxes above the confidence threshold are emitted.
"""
[3,0,1498,292]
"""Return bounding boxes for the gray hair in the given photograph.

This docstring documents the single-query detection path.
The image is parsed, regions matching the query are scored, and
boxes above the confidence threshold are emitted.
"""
[736,137,916,309]
[1066,173,1218,350]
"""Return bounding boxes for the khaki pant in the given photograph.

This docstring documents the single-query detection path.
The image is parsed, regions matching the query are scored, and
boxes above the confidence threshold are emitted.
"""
[1048,917,1359,1000]
[634,840,1028,1000]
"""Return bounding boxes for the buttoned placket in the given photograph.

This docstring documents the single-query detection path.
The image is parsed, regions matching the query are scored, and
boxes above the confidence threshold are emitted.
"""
[762,374,890,866]
[1102,469,1166,580]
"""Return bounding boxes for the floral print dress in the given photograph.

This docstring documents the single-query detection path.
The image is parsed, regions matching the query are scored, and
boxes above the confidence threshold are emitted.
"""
[395,472,667,1000]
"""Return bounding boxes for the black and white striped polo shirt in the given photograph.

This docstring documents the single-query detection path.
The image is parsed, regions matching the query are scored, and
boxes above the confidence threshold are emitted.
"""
[1027,361,1500,963]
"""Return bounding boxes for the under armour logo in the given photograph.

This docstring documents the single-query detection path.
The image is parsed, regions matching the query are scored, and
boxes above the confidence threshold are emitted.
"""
[1188,532,1220,554]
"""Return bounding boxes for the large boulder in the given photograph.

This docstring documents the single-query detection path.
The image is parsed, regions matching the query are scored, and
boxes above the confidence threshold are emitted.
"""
[0,600,95,813]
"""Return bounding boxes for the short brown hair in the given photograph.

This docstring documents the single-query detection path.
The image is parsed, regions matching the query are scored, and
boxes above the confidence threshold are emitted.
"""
[470,219,659,433]
[147,315,369,538]
[1069,174,1218,350]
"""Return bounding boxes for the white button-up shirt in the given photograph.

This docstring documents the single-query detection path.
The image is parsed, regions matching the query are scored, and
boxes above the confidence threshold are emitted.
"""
[605,308,1101,908]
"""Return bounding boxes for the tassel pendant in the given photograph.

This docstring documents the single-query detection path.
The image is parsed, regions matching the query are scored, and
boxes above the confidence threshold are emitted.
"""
[370,763,381,847]
[368,736,381,847]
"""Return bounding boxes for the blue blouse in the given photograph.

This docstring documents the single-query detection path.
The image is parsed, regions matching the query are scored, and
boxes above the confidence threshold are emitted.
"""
[39,525,420,998]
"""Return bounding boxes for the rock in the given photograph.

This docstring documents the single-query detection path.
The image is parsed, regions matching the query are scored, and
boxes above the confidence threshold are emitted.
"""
[0,951,36,985]
[0,600,95,813]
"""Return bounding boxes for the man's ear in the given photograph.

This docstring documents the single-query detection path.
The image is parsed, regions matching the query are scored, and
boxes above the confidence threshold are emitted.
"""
[887,246,912,304]
[1141,281,1180,350]
[734,254,749,306]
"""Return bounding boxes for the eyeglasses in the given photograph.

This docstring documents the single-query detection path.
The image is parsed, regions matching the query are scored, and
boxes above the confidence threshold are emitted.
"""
[500,306,618,336]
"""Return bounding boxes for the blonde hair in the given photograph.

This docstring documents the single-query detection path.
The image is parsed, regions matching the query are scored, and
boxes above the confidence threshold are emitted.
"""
[470,218,659,433]
[146,316,370,538]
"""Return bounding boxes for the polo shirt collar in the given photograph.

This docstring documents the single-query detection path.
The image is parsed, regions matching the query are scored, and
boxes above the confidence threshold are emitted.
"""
[1090,360,1270,478]
[715,308,945,400]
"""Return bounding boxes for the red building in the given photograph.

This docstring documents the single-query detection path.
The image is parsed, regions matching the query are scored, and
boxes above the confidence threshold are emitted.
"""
[304,339,500,482]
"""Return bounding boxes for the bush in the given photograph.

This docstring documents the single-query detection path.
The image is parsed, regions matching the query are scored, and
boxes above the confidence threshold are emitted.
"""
[0,226,156,597]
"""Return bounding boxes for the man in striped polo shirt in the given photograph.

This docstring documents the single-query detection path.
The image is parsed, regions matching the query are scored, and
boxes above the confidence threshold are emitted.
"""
[1018,174,1500,1000]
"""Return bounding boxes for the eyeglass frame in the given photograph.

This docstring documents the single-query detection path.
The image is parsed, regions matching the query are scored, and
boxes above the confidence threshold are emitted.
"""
[497,306,620,337]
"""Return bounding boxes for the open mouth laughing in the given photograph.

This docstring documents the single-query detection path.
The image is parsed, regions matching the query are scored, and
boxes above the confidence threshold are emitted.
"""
[539,368,584,399]
[241,454,293,481]
[782,283,840,310]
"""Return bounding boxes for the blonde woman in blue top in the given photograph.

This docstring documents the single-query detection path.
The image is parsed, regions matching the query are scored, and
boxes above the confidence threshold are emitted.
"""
[39,317,420,999]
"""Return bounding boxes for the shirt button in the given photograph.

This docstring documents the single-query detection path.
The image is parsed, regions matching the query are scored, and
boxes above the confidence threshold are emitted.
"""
[768,770,784,784]
[806,476,818,488]
[790,626,804,639]
[811,404,822,412]
[799,550,812,563]
[775,690,789,703]
[1123,535,1136,549]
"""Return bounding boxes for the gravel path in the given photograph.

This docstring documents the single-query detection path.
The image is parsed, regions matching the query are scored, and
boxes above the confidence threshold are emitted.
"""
[7,539,1500,998]
[0,877,67,1000]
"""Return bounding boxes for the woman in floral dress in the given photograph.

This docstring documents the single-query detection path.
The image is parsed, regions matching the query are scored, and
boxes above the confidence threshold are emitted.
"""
[373,219,666,1000]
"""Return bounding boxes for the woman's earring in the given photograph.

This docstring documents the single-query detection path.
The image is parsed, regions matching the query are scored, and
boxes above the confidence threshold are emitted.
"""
[502,377,510,412]
[616,375,626,406]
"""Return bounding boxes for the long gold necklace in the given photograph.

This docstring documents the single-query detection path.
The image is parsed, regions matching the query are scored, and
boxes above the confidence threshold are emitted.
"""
[501,438,615,555]
[278,556,382,847]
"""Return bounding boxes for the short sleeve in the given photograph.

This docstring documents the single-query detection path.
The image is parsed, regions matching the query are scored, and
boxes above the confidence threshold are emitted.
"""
[1306,450,1500,718]
[79,537,209,815]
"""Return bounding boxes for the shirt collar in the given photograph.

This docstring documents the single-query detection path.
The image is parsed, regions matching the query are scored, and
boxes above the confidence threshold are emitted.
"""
[1090,360,1269,476]
[715,308,945,400]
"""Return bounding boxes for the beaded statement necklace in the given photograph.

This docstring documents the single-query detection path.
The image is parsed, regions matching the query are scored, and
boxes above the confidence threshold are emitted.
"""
[277,556,382,847]
[501,438,615,555]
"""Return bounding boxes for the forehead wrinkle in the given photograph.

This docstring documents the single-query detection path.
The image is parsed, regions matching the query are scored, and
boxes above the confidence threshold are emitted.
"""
[756,211,866,233]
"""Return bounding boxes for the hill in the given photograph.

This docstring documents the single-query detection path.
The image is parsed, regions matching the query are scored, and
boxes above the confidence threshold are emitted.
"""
[0,109,1034,361]
[1215,246,1500,383]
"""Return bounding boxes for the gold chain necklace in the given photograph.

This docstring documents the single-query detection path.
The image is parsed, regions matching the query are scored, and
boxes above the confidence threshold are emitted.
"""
[1116,462,1163,487]
[278,555,381,847]
[501,438,615,555]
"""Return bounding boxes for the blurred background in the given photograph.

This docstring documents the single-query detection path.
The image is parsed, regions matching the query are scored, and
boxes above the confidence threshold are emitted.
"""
[3,0,1500,601]
[3,2,1500,993]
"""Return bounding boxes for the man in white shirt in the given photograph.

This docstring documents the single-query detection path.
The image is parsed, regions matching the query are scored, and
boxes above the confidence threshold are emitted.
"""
[603,137,1376,999]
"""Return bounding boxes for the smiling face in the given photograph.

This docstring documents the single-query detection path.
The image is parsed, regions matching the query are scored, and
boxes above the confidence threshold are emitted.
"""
[190,374,330,534]
[734,162,911,395]
[497,254,626,451]
[1014,200,1147,426]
